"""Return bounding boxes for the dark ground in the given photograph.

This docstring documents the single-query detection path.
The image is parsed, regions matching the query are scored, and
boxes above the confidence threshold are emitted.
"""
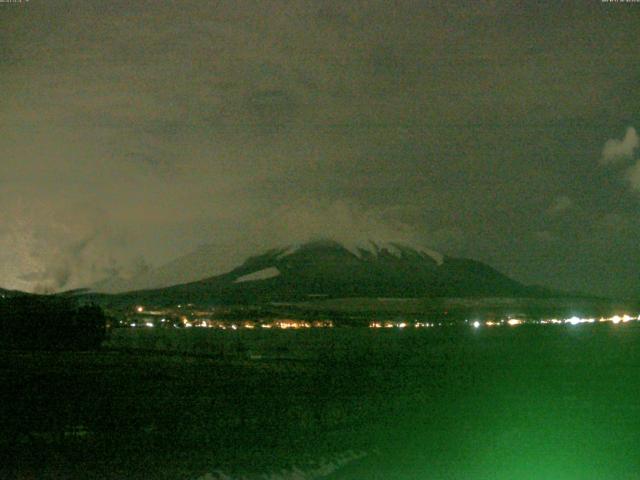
[2,324,640,479]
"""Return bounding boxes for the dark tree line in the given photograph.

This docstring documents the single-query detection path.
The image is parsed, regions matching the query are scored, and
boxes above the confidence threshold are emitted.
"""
[0,295,107,350]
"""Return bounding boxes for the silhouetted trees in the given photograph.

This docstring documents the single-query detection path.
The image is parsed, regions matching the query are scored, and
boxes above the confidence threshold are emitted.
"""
[0,295,107,350]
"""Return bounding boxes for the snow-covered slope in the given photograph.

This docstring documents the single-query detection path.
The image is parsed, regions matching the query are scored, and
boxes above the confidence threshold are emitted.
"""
[279,240,444,265]
[233,267,281,283]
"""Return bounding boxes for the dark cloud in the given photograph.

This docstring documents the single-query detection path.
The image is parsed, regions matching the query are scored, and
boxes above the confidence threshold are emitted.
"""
[1,0,639,297]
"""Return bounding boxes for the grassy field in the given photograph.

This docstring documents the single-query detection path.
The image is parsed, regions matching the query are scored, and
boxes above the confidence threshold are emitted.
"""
[2,323,640,479]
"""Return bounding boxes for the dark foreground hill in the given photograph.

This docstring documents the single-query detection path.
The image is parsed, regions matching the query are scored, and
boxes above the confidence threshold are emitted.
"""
[0,295,107,350]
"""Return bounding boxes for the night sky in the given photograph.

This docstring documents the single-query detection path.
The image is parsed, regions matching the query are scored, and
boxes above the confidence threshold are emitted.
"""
[1,0,639,297]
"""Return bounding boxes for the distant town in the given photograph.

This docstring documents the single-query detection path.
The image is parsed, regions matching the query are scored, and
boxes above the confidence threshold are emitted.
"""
[110,304,335,330]
[111,303,640,331]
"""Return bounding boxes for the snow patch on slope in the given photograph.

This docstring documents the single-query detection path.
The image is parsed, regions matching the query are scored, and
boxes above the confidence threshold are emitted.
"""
[349,240,444,265]
[417,247,444,265]
[277,240,444,265]
[234,267,280,283]
[275,245,300,259]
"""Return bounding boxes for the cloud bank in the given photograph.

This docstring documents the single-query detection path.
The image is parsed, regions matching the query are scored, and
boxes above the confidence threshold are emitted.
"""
[601,127,639,164]
[627,160,640,192]
[599,125,640,193]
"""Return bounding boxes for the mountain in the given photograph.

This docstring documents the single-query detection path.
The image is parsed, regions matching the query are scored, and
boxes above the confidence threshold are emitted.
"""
[104,239,554,305]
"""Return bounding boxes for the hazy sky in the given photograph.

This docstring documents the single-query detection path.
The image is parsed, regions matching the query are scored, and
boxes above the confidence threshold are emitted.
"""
[1,0,639,297]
